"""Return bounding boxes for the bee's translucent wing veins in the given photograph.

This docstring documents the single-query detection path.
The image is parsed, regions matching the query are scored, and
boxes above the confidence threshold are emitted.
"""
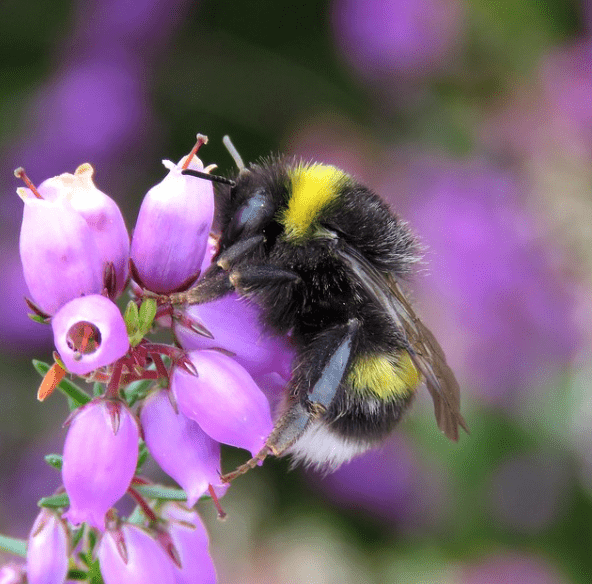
[335,243,468,441]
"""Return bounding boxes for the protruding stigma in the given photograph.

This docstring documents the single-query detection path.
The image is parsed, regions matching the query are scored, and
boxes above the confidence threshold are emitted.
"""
[14,167,43,199]
[181,133,209,170]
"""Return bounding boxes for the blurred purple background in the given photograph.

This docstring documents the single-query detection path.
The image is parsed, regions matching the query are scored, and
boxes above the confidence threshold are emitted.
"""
[2,0,592,582]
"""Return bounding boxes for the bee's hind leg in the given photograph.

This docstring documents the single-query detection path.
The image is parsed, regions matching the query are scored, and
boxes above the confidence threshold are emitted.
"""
[221,318,360,483]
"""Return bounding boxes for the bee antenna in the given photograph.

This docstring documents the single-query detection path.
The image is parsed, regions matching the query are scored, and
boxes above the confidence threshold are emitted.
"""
[222,135,245,171]
[181,168,236,188]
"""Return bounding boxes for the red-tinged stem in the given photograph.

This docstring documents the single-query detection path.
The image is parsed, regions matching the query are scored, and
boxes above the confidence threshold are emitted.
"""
[127,487,158,523]
[150,353,169,379]
[14,167,43,199]
[106,360,124,398]
[208,485,227,520]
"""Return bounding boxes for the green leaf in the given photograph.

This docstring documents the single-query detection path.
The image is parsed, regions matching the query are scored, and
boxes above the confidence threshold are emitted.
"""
[38,492,69,508]
[44,453,63,470]
[87,559,104,584]
[27,313,48,324]
[124,300,143,346]
[136,441,149,472]
[0,533,27,557]
[138,298,157,333]
[133,484,188,501]
[93,382,103,397]
[125,378,154,407]
[32,360,91,407]
[66,569,88,580]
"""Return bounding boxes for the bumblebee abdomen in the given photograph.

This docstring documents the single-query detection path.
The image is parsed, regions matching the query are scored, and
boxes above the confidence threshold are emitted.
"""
[347,351,420,400]
[323,351,420,443]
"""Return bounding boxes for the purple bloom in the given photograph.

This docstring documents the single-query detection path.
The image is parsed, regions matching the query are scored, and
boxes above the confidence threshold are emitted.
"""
[18,185,103,316]
[161,503,217,584]
[62,399,139,531]
[98,524,176,584]
[26,510,68,584]
[172,350,273,457]
[140,389,228,506]
[176,292,294,379]
[52,295,129,375]
[332,0,464,77]
[39,163,130,296]
[130,155,214,293]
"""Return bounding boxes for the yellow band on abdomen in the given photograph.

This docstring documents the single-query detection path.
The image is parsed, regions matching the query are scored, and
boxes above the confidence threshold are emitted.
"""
[347,352,421,399]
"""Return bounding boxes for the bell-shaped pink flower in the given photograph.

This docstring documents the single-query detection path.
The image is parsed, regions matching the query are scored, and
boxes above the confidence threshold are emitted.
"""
[62,399,139,531]
[140,389,228,506]
[26,510,68,584]
[18,187,103,315]
[38,164,130,296]
[177,292,294,379]
[172,350,273,456]
[52,295,129,375]
[161,504,216,584]
[130,155,214,293]
[98,524,175,584]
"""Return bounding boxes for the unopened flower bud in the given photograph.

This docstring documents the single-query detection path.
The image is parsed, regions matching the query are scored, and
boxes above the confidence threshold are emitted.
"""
[172,350,273,456]
[98,524,176,584]
[140,390,227,506]
[26,510,68,584]
[161,504,216,584]
[62,399,139,531]
[177,292,294,379]
[51,295,129,375]
[18,188,103,315]
[130,156,214,293]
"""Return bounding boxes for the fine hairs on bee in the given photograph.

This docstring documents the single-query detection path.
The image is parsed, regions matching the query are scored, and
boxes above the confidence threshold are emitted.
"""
[172,136,468,482]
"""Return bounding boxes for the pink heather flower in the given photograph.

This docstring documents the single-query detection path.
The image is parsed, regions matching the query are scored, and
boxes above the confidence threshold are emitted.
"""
[36,164,130,296]
[140,389,228,506]
[176,292,294,379]
[161,503,216,584]
[52,295,129,375]
[62,399,139,531]
[98,524,176,584]
[172,350,273,457]
[26,510,68,584]
[130,155,215,293]
[18,186,103,316]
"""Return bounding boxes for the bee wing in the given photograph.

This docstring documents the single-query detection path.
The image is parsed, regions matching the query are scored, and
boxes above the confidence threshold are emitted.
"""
[336,243,468,441]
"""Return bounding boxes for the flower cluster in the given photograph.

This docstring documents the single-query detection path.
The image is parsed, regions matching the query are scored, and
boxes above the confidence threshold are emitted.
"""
[7,135,294,584]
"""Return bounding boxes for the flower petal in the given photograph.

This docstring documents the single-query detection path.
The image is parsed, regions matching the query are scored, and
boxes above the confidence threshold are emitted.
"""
[172,350,273,456]
[52,295,129,375]
[141,389,228,506]
[62,400,139,531]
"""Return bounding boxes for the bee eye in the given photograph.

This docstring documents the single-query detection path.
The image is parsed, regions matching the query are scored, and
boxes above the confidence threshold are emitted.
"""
[228,188,274,240]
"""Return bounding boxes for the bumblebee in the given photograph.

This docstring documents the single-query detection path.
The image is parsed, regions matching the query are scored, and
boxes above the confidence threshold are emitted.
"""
[174,143,468,481]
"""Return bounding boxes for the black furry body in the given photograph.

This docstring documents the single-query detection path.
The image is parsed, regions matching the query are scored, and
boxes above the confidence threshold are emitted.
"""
[175,156,466,474]
[216,159,417,443]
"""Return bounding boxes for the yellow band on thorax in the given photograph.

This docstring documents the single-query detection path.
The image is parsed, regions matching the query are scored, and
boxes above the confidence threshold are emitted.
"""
[282,164,345,241]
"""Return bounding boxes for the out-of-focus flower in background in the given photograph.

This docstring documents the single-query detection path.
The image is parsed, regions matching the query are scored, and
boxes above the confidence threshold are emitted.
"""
[401,157,583,406]
[331,0,465,79]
